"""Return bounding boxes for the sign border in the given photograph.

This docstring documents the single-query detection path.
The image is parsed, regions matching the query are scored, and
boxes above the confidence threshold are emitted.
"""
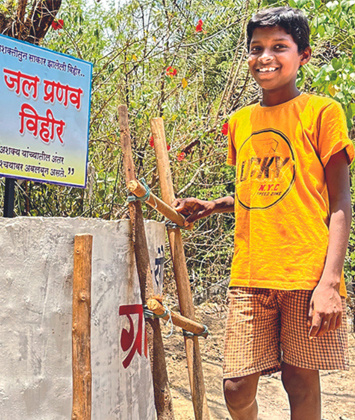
[0,33,93,189]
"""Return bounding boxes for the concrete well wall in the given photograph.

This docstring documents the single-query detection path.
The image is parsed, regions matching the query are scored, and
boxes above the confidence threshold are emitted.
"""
[0,217,165,420]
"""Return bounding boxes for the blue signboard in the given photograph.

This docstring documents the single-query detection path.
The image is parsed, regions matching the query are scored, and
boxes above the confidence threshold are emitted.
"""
[0,34,93,187]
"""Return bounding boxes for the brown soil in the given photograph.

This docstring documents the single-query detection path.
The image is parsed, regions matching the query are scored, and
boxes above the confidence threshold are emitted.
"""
[161,300,355,420]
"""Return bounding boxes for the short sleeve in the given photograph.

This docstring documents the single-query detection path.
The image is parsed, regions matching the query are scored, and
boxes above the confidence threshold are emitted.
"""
[226,118,237,166]
[317,100,355,167]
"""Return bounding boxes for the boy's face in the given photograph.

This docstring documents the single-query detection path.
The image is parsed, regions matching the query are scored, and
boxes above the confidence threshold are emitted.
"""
[248,26,311,97]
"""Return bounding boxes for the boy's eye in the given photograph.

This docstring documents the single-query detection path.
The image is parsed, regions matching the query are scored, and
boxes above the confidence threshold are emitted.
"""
[275,45,287,50]
[250,46,261,53]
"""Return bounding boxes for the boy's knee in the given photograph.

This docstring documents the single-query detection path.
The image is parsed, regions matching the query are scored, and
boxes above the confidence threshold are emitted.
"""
[281,363,320,399]
[223,375,258,411]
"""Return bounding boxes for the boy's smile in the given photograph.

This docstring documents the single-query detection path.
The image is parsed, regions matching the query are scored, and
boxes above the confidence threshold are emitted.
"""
[248,26,311,106]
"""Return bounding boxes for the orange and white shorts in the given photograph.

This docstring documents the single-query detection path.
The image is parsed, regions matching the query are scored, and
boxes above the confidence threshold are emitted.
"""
[223,287,349,379]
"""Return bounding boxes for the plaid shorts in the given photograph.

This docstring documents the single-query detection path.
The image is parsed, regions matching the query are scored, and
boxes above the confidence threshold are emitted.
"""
[223,287,349,379]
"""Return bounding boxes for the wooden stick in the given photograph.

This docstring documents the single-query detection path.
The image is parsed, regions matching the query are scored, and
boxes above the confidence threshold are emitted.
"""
[72,234,92,420]
[151,118,210,420]
[147,298,208,338]
[127,179,192,228]
[118,105,174,420]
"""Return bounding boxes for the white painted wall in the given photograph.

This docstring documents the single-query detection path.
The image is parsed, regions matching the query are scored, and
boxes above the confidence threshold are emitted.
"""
[0,217,165,420]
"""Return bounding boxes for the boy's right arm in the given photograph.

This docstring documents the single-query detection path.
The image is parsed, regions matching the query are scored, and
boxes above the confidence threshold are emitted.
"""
[172,196,235,224]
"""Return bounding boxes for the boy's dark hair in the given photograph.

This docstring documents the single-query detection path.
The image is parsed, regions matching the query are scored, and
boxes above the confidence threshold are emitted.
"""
[246,7,310,53]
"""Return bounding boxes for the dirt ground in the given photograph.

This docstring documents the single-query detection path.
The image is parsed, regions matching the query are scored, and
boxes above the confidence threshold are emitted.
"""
[161,299,355,420]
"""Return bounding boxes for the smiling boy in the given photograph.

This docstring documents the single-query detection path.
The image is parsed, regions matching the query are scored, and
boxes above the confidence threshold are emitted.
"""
[172,6,354,420]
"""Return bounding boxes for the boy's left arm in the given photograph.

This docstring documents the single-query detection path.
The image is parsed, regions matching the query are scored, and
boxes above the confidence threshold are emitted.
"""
[308,149,352,338]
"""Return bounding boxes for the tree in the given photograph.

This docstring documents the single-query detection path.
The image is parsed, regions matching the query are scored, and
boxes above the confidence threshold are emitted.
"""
[0,0,62,44]
[1,0,354,299]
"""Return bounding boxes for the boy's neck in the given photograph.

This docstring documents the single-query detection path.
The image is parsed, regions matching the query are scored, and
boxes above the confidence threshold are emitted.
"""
[260,87,301,107]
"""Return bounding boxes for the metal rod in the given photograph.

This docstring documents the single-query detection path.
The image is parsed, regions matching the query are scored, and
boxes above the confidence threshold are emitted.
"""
[4,178,15,218]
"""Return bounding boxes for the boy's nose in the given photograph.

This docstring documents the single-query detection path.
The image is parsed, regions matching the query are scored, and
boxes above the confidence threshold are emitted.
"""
[258,52,273,63]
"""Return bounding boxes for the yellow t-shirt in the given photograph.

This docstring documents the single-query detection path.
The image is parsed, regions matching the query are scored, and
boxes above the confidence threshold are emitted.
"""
[227,93,354,297]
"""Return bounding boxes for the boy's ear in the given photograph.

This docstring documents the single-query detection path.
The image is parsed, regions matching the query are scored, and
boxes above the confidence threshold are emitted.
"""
[300,46,312,66]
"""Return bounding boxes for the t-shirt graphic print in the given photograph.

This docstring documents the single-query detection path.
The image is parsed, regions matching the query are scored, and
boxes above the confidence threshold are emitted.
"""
[236,129,296,210]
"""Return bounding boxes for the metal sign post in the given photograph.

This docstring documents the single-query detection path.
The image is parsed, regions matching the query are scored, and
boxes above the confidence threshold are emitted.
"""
[3,178,15,217]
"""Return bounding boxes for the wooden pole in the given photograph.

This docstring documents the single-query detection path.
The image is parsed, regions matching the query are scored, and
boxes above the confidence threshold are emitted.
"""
[72,234,93,420]
[127,179,192,228]
[118,105,174,420]
[151,118,210,420]
[147,298,209,338]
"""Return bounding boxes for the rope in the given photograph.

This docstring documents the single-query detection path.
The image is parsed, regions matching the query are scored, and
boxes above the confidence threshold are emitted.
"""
[143,305,169,319]
[182,324,209,338]
[164,305,174,338]
[143,304,174,338]
[127,178,150,203]
[165,220,189,230]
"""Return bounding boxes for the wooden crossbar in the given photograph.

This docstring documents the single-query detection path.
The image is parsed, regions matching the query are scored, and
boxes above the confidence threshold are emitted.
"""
[128,179,192,229]
[147,298,209,338]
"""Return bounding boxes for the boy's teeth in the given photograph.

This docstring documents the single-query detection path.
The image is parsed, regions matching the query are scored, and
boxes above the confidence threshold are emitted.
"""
[259,67,277,72]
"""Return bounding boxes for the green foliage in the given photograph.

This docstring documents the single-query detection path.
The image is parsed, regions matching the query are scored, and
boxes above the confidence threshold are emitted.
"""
[345,170,355,287]
[1,0,354,297]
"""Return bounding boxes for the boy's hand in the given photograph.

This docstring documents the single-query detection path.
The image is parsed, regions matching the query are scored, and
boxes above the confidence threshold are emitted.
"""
[307,150,350,339]
[172,198,216,223]
[307,282,342,339]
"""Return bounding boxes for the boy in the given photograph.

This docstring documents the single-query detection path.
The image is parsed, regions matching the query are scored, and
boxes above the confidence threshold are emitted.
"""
[172,7,354,420]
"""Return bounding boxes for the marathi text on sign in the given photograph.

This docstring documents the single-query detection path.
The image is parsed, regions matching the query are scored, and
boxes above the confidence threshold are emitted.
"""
[19,104,65,144]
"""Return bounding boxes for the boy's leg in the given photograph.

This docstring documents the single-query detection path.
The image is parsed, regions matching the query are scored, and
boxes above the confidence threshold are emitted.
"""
[281,363,321,420]
[223,287,282,419]
[279,290,349,420]
[223,373,260,420]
